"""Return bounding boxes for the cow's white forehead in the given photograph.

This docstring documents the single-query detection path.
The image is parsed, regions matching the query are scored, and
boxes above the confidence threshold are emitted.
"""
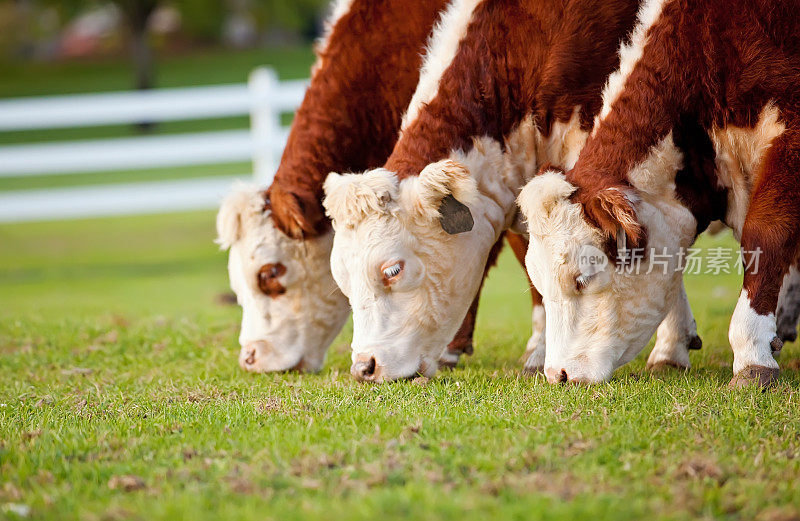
[242,209,316,264]
[519,173,602,257]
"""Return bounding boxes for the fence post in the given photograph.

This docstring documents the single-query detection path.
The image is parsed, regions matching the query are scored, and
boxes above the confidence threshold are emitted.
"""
[249,67,281,187]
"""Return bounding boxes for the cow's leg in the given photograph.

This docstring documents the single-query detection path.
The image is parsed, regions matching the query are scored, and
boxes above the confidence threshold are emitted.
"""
[503,232,547,372]
[522,302,547,372]
[647,280,702,370]
[440,293,481,367]
[776,259,800,343]
[439,233,506,367]
[729,132,800,388]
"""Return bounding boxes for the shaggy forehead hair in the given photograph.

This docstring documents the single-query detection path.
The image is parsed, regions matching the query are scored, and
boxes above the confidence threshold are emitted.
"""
[216,183,302,256]
[518,171,594,241]
[323,160,478,231]
[322,169,400,229]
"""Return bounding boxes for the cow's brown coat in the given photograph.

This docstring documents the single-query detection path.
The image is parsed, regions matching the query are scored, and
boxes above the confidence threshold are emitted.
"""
[562,0,800,318]
[385,0,641,179]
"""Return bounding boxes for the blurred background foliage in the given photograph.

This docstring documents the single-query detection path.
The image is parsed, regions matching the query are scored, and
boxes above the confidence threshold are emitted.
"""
[0,0,329,92]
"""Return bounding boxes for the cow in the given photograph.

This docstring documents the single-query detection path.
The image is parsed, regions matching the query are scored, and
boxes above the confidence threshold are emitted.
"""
[215,0,533,374]
[517,0,800,387]
[322,0,705,382]
[777,260,800,344]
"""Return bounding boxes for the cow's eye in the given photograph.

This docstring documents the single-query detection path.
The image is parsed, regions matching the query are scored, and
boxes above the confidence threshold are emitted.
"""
[575,273,592,292]
[257,263,287,295]
[381,261,404,286]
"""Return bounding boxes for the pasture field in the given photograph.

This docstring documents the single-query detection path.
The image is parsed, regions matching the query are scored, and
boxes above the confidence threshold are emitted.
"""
[1,212,799,521]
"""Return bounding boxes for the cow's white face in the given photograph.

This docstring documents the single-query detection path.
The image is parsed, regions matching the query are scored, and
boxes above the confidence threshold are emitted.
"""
[216,185,350,373]
[323,161,503,382]
[517,172,696,383]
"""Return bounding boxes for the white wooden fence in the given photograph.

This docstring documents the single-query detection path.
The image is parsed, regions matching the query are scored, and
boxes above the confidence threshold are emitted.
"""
[0,67,308,222]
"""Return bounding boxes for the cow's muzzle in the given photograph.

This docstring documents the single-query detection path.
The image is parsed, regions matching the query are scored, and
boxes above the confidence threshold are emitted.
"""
[351,354,380,382]
[239,340,306,373]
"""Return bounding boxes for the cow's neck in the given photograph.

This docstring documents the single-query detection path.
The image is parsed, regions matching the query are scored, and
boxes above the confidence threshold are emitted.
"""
[268,0,444,234]
[386,66,512,179]
[390,71,535,238]
[567,0,700,198]
[385,0,637,233]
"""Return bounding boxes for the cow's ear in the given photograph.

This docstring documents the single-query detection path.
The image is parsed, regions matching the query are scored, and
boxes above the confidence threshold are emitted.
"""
[517,169,576,222]
[322,171,356,227]
[216,185,261,249]
[322,172,346,221]
[582,187,646,250]
[323,170,397,228]
[268,184,328,239]
[417,160,478,234]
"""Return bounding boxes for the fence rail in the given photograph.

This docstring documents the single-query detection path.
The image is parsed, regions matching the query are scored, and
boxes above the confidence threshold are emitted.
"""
[0,176,242,222]
[0,68,308,223]
[0,129,291,176]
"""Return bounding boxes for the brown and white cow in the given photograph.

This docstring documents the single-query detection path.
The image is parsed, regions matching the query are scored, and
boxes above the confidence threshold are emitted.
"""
[216,0,532,373]
[777,260,800,344]
[322,0,704,382]
[518,0,800,386]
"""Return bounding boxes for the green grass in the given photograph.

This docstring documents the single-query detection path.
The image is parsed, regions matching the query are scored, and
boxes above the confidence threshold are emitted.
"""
[1,213,799,521]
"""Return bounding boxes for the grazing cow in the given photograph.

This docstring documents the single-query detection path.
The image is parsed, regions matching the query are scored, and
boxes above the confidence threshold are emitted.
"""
[216,0,531,373]
[777,260,800,344]
[323,0,704,382]
[518,0,800,386]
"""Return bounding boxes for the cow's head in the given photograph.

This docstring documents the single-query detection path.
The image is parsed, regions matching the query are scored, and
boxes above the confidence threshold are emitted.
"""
[216,184,350,373]
[323,160,504,382]
[517,169,696,383]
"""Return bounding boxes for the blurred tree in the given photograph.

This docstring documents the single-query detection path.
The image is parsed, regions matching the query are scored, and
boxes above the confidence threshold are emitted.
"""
[30,0,329,94]
[41,0,157,91]
[250,0,327,40]
[173,0,226,43]
[117,0,158,91]
[0,1,29,58]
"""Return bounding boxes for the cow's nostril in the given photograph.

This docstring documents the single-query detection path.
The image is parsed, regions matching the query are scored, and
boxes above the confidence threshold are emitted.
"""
[363,357,376,376]
[245,349,256,365]
[558,369,568,383]
[351,356,378,381]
